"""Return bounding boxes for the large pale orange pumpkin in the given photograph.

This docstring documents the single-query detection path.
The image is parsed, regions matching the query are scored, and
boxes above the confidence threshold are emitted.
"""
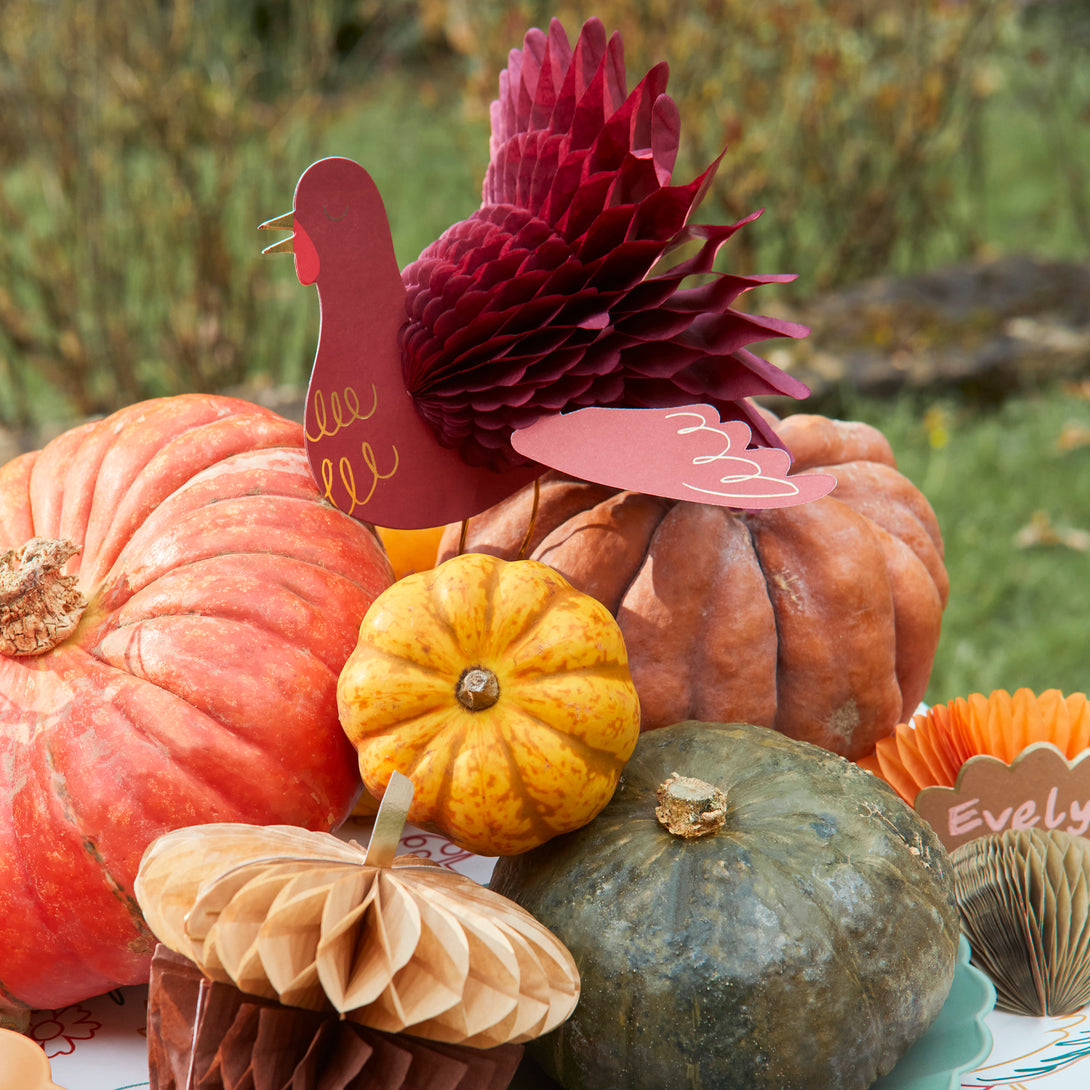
[337,552,642,856]
[0,395,393,1017]
[438,412,947,761]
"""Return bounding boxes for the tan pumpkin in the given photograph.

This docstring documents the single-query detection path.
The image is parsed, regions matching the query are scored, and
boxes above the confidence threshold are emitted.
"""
[438,413,947,761]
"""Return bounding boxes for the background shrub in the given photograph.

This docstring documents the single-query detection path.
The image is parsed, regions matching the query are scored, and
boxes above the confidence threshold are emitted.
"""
[1,0,1085,428]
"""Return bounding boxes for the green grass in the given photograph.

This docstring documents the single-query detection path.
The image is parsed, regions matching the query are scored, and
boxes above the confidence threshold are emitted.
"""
[967,70,1090,263]
[842,385,1090,707]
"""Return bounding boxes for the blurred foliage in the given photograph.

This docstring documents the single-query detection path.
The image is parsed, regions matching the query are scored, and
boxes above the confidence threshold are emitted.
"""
[425,0,1018,290]
[0,0,454,427]
[1,0,307,423]
[0,0,1086,430]
[1001,0,1090,251]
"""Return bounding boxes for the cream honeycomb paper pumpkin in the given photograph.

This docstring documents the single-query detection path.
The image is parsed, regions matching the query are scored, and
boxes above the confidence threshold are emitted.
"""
[134,772,579,1048]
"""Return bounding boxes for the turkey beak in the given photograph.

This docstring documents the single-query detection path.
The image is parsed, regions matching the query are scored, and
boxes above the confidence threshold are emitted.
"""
[259,211,295,254]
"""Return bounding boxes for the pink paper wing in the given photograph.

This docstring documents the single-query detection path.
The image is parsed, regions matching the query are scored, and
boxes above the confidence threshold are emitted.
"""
[510,404,837,509]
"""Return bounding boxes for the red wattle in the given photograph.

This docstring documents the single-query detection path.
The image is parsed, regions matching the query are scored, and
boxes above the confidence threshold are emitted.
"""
[293,221,320,285]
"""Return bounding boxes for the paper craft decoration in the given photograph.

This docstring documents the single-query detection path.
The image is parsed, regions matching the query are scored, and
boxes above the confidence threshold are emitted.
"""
[952,827,1090,1016]
[859,688,1090,806]
[146,945,524,1090]
[508,404,835,508]
[916,743,1090,853]
[133,774,580,1048]
[259,17,834,529]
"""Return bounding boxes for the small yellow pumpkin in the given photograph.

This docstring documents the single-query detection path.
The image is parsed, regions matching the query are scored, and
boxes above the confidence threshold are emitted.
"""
[337,552,641,856]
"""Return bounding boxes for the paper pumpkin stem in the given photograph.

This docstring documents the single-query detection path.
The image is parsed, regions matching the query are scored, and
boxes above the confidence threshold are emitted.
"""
[363,771,415,869]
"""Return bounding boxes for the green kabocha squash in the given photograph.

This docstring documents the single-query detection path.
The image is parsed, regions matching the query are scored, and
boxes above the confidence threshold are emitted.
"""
[490,721,960,1090]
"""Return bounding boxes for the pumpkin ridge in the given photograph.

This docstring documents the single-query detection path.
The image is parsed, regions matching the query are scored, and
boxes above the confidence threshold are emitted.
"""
[105,492,371,589]
[491,721,569,847]
[817,461,947,602]
[511,705,638,772]
[351,711,452,755]
[83,665,310,810]
[485,560,562,658]
[355,657,461,724]
[30,660,347,859]
[76,405,297,584]
[88,614,355,791]
[363,609,465,676]
[501,586,633,678]
[745,500,903,756]
[498,701,624,782]
[29,421,116,560]
[506,656,634,685]
[91,555,377,661]
[415,574,485,669]
[39,730,157,952]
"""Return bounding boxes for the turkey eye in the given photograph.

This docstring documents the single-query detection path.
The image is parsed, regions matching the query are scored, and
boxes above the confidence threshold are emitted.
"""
[324,203,349,222]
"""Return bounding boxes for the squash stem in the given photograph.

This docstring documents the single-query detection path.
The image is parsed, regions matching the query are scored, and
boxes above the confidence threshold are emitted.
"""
[0,538,86,657]
[655,773,728,838]
[456,666,500,711]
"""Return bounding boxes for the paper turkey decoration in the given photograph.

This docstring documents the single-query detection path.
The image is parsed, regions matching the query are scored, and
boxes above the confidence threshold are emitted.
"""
[134,774,580,1049]
[260,17,835,528]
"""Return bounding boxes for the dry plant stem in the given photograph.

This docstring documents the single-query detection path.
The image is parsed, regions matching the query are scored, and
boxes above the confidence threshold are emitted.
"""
[0,538,86,656]
[515,475,541,561]
[655,773,728,838]
[458,474,540,559]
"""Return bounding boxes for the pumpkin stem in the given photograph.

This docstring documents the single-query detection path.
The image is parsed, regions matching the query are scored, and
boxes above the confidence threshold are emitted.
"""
[655,772,728,839]
[0,537,87,657]
[456,666,500,711]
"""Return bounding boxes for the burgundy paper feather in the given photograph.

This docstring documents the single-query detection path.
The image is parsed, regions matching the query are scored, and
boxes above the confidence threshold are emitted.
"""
[399,17,809,470]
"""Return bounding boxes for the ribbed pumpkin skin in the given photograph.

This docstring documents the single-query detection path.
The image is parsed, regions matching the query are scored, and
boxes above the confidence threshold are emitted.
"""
[0,395,393,1014]
[439,413,948,759]
[338,553,642,856]
[491,722,961,1090]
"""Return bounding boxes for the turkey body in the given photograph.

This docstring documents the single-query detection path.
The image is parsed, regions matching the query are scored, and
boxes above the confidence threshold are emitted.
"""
[268,18,814,528]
